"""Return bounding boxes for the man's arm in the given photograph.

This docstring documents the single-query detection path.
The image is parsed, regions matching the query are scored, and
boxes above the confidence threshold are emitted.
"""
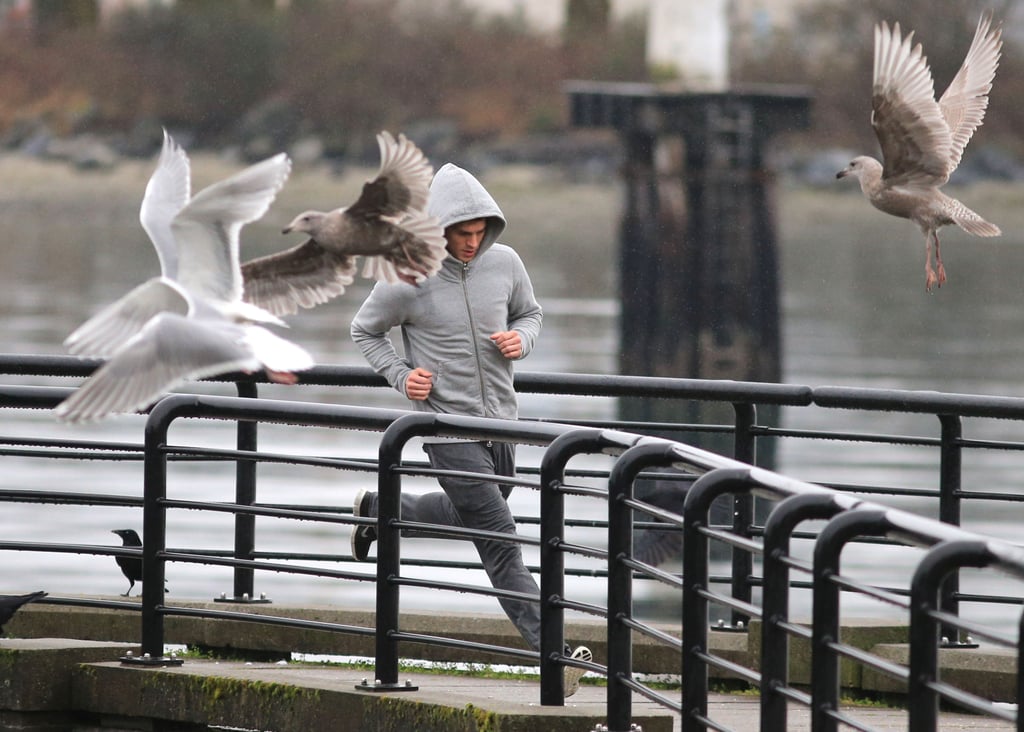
[505,251,543,359]
[350,286,415,397]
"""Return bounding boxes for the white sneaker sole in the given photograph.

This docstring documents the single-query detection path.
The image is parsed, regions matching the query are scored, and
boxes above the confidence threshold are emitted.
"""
[563,645,593,698]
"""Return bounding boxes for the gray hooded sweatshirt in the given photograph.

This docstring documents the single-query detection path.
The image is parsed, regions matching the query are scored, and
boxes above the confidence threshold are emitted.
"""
[350,163,542,420]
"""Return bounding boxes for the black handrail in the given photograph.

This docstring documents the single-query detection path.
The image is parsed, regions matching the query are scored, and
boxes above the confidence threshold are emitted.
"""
[5,357,1024,730]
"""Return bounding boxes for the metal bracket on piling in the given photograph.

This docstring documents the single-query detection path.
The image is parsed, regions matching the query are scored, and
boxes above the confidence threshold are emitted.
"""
[589,724,643,732]
[213,591,272,604]
[940,636,979,649]
[120,650,184,667]
[354,678,419,692]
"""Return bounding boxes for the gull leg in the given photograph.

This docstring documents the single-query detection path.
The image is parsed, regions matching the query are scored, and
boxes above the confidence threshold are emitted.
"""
[266,369,298,385]
[933,231,946,287]
[924,233,938,293]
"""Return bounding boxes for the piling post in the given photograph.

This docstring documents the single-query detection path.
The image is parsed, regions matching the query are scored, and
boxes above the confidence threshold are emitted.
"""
[566,82,810,441]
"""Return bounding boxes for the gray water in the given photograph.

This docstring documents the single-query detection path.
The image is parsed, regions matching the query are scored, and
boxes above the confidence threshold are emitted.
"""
[3,155,1024,626]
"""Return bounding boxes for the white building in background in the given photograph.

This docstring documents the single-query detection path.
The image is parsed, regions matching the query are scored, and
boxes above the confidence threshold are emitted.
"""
[462,0,811,36]
[449,0,815,89]
[646,0,729,89]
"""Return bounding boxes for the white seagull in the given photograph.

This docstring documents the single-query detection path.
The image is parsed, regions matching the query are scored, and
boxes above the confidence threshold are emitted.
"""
[56,133,312,423]
[240,131,447,316]
[836,11,1002,292]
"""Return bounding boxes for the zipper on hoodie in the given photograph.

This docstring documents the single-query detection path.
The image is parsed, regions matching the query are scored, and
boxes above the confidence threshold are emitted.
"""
[460,262,489,412]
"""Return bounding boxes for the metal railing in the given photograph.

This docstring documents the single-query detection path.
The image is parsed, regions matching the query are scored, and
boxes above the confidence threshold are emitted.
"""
[2,354,1024,731]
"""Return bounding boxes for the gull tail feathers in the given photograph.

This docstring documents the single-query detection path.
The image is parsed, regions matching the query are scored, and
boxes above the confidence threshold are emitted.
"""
[395,211,447,276]
[951,200,1001,237]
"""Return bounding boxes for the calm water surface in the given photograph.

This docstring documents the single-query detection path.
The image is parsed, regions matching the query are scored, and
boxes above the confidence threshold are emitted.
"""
[3,156,1024,625]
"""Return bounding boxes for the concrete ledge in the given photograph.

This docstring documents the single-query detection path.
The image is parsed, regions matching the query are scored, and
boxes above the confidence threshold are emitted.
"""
[748,618,909,687]
[72,660,676,732]
[0,639,138,711]
[864,643,1018,702]
[10,596,708,674]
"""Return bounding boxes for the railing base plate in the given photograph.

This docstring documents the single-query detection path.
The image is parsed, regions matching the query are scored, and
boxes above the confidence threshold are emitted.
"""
[120,654,184,667]
[355,679,419,692]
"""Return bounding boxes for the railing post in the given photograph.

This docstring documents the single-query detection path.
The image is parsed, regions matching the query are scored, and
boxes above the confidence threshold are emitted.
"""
[938,415,964,644]
[810,509,889,732]
[606,440,679,728]
[760,492,843,731]
[1017,607,1024,732]
[537,429,616,705]
[131,397,184,666]
[730,403,756,628]
[222,380,268,604]
[358,412,437,692]
[908,540,991,732]
[681,467,754,732]
[139,403,169,659]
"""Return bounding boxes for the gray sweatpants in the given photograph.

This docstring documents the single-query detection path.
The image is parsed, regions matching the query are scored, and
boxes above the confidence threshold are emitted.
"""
[367,440,542,651]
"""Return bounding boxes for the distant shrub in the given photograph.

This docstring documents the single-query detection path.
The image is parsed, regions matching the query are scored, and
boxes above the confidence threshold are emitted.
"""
[0,0,645,147]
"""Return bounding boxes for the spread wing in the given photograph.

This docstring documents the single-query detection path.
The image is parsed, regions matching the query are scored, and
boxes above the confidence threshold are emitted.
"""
[937,11,1002,174]
[55,313,261,423]
[871,20,953,186]
[346,131,433,220]
[139,129,191,280]
[173,153,291,305]
[63,277,190,357]
[241,238,357,316]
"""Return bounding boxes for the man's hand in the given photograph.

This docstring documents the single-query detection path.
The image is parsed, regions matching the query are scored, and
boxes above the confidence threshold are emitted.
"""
[490,330,522,359]
[405,367,433,400]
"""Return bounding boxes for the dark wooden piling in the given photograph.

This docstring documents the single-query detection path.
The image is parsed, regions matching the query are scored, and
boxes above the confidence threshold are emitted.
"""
[566,81,811,447]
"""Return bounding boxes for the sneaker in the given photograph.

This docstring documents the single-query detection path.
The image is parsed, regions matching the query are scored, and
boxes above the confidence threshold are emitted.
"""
[350,489,377,562]
[563,645,592,698]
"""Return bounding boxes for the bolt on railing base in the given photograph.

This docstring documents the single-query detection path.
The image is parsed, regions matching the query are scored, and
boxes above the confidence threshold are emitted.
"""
[120,651,184,667]
[355,678,419,692]
[589,724,643,732]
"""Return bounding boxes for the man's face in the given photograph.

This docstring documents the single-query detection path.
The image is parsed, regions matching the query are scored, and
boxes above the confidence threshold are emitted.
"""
[445,219,487,263]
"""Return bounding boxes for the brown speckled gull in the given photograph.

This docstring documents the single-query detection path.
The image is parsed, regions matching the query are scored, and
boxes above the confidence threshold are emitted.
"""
[837,11,1002,292]
[241,131,446,316]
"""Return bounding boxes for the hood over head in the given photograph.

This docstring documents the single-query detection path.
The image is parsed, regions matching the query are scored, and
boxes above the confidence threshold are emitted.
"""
[427,163,506,254]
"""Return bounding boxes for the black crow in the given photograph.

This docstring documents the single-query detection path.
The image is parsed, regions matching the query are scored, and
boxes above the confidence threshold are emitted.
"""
[0,591,47,634]
[112,529,144,596]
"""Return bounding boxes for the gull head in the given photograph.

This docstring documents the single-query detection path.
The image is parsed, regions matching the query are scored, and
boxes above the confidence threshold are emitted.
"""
[283,210,326,236]
[836,156,882,182]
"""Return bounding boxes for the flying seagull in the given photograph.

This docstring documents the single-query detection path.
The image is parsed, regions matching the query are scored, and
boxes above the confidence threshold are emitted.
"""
[241,131,447,316]
[836,11,1002,292]
[0,591,47,634]
[56,136,313,423]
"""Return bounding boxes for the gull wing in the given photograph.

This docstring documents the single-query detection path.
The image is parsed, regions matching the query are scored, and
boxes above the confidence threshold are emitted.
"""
[55,312,262,423]
[173,153,292,306]
[241,238,357,316]
[139,130,191,280]
[346,131,433,220]
[937,11,1002,174]
[63,277,189,357]
[871,20,953,186]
